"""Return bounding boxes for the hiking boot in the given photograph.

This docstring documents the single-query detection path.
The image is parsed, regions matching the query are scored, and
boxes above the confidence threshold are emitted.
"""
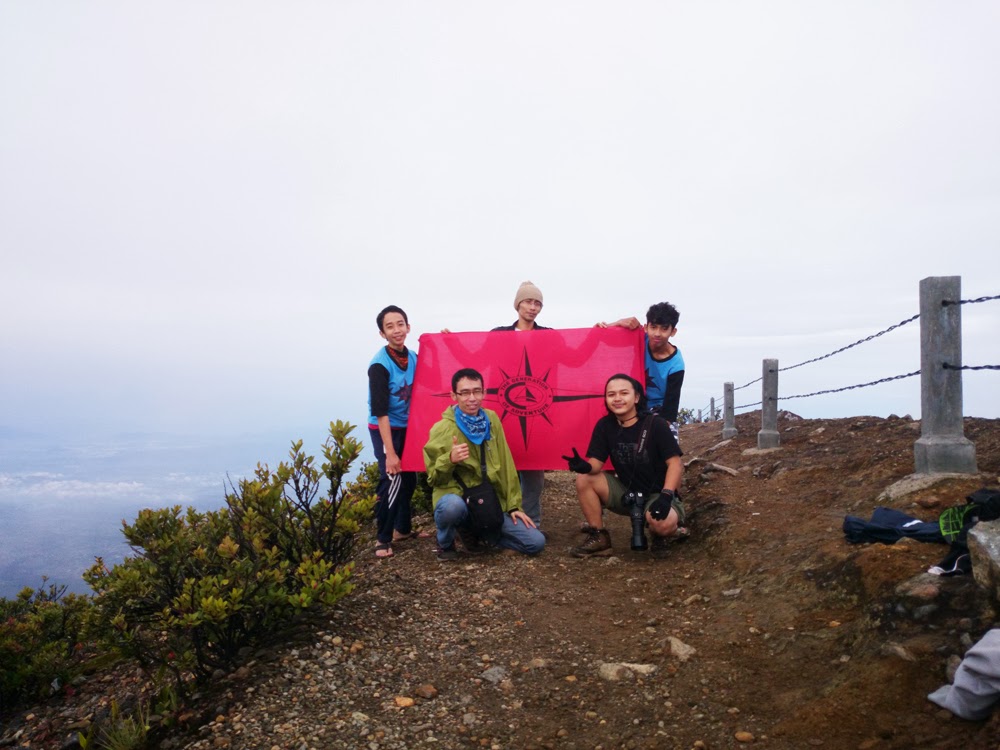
[436,546,458,562]
[571,528,612,558]
[456,526,487,555]
[650,534,669,559]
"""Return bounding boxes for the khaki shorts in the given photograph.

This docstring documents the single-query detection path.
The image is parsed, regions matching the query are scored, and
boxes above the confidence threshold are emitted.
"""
[604,472,686,525]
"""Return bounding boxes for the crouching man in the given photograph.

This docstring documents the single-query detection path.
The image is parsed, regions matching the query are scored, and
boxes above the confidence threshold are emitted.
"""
[423,368,546,562]
[563,373,684,558]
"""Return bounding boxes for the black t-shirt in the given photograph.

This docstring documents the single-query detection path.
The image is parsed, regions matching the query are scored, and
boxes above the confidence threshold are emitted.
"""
[586,414,682,494]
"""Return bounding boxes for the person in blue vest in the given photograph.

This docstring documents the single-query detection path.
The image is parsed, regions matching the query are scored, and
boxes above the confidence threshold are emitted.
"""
[368,305,423,559]
[600,301,685,441]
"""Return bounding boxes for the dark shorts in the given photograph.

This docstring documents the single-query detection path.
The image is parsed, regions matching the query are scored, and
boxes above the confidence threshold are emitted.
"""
[604,473,686,524]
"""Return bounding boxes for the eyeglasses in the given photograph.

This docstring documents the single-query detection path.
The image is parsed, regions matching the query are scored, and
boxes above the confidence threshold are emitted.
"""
[454,388,484,398]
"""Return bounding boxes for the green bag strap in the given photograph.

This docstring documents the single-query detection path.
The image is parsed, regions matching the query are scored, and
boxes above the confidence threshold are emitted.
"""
[939,505,974,542]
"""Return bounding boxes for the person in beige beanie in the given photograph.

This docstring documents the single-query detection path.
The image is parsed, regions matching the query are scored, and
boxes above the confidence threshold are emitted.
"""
[491,281,550,527]
[502,281,546,332]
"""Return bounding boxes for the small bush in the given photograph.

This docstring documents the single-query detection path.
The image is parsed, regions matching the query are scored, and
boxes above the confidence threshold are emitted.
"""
[0,581,91,713]
[412,472,433,515]
[78,699,149,750]
[84,421,374,691]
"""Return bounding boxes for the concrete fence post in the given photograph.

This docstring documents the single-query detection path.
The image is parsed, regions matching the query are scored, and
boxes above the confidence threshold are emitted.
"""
[697,408,703,423]
[757,359,780,449]
[914,276,977,474]
[722,382,737,439]
[710,397,716,421]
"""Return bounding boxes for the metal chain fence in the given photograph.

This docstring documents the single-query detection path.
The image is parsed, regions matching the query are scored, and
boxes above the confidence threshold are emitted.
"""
[708,291,997,418]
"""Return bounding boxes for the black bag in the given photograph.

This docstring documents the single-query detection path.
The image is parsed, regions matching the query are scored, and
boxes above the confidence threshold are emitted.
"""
[455,442,505,535]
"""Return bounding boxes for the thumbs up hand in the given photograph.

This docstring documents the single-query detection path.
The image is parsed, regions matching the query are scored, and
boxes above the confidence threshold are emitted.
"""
[450,435,470,464]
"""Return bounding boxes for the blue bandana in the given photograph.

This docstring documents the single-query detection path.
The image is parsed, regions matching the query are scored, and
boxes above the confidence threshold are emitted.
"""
[453,405,492,445]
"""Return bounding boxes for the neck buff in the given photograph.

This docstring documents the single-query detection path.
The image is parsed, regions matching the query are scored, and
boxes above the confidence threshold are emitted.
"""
[386,345,409,370]
[453,405,492,445]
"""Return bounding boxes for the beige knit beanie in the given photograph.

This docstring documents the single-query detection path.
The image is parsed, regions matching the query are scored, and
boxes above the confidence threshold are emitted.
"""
[514,280,544,310]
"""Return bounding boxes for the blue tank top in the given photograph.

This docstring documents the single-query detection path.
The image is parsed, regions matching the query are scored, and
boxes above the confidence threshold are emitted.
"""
[367,347,417,428]
[645,342,685,411]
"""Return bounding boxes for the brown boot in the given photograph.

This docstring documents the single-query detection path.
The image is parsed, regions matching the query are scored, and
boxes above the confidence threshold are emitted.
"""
[571,528,613,558]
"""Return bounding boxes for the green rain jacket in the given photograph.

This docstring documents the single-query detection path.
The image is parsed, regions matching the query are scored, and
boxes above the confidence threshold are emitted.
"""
[422,406,523,513]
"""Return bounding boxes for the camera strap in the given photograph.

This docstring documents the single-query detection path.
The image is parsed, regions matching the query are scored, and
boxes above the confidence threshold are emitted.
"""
[635,415,654,455]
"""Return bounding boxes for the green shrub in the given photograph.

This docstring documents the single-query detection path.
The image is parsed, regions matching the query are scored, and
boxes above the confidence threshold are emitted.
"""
[412,472,433,515]
[0,581,91,713]
[77,698,149,750]
[84,421,374,690]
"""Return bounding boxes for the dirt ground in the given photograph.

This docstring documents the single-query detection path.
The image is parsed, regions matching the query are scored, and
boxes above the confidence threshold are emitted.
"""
[4,413,1000,750]
[336,413,1000,750]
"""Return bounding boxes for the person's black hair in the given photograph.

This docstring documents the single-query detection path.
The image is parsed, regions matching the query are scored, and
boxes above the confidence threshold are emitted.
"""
[376,305,409,332]
[603,373,648,415]
[451,368,484,392]
[645,301,679,329]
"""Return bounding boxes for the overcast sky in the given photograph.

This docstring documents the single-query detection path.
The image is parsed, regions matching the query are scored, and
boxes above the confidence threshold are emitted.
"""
[2,1,998,453]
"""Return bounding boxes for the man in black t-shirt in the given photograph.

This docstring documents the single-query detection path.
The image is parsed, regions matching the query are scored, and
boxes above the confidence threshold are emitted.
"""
[563,374,684,558]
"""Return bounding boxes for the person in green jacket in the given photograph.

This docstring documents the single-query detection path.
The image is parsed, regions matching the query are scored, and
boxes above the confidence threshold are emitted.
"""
[423,367,546,562]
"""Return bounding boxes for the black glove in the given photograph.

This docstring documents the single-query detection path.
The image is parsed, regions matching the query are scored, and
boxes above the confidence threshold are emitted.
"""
[647,489,674,521]
[561,448,591,474]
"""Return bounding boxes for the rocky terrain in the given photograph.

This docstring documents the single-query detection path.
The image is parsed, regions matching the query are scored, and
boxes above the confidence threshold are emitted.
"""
[3,412,1000,750]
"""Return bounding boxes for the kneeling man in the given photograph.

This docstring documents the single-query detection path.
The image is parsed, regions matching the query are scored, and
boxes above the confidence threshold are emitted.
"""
[564,373,684,558]
[423,368,546,562]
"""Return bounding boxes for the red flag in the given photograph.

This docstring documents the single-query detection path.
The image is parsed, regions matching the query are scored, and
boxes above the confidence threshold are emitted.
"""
[400,327,645,471]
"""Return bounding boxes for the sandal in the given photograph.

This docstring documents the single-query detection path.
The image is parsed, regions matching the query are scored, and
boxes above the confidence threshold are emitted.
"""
[374,543,394,559]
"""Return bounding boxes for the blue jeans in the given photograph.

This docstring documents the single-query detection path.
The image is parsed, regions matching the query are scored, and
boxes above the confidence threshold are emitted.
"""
[433,494,545,555]
[519,470,545,527]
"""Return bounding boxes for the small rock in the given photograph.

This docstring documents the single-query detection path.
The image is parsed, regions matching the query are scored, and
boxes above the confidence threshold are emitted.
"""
[394,696,414,708]
[881,643,917,662]
[735,730,755,742]
[481,666,508,684]
[668,637,696,662]
[415,684,438,700]
[620,662,657,675]
[598,663,632,682]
